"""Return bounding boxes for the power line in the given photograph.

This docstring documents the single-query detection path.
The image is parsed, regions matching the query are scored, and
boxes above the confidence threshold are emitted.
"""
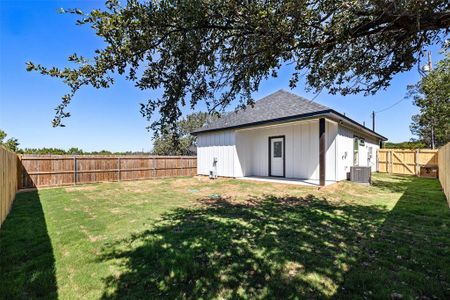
[375,97,407,114]
[368,96,408,132]
[306,87,324,104]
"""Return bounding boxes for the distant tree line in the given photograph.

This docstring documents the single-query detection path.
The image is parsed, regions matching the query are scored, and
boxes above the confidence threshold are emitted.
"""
[19,148,152,156]
[0,129,151,155]
[383,141,427,149]
[1,112,210,156]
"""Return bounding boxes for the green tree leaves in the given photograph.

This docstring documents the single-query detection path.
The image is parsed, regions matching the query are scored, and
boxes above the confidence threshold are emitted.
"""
[384,141,427,149]
[409,50,450,148]
[27,0,450,133]
[0,129,20,152]
[152,112,212,155]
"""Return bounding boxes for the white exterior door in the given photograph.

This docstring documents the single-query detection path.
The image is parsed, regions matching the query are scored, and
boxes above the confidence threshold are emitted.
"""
[270,137,284,177]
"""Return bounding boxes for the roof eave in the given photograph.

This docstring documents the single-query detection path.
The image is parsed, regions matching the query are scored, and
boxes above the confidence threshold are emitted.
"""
[327,110,388,141]
[192,109,387,141]
[191,110,331,135]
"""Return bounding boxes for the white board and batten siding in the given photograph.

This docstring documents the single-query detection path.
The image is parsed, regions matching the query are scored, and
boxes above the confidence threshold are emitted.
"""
[335,125,380,181]
[197,119,339,181]
[196,130,236,177]
[196,119,380,182]
[235,120,323,180]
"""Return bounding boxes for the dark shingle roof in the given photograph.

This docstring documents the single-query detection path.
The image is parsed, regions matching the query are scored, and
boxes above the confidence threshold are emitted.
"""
[193,90,329,132]
[192,89,387,140]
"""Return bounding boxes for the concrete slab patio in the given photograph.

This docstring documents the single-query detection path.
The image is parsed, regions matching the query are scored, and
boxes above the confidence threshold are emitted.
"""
[237,176,336,186]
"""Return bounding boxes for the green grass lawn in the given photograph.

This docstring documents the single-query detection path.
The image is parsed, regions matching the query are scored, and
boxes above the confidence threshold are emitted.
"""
[1,174,449,299]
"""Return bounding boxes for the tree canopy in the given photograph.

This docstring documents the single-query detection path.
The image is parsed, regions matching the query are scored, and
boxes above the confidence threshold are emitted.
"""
[409,50,450,148]
[27,0,450,133]
[152,112,212,155]
[0,130,20,152]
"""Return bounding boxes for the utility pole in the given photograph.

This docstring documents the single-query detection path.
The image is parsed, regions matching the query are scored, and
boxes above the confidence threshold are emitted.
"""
[372,111,375,131]
[427,51,433,72]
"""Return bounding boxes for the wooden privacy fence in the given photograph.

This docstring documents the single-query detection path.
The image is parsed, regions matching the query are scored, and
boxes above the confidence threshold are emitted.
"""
[438,142,450,206]
[377,149,438,176]
[0,147,19,227]
[19,155,197,189]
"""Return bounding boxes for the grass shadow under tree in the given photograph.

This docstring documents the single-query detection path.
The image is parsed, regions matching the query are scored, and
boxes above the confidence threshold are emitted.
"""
[98,194,388,299]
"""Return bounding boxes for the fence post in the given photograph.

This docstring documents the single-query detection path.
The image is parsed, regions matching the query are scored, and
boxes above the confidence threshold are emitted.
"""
[391,150,394,174]
[118,157,121,181]
[415,149,420,176]
[387,150,390,174]
[389,150,393,174]
[376,151,379,172]
[73,156,77,185]
[164,157,167,177]
[17,154,22,190]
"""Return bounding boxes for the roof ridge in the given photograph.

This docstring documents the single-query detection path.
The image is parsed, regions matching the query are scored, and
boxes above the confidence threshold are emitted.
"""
[253,89,287,103]
[258,89,330,109]
[277,89,300,97]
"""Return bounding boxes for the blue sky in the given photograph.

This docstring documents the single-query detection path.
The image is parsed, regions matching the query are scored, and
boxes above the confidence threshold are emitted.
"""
[0,1,445,152]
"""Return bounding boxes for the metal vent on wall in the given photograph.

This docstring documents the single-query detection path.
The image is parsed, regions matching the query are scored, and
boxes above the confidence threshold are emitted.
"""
[209,157,218,179]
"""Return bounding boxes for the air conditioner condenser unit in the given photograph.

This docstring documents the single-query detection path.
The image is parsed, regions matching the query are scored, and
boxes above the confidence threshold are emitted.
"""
[349,166,371,184]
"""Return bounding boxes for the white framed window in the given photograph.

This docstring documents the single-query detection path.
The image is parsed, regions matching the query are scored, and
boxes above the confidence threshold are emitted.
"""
[353,137,359,166]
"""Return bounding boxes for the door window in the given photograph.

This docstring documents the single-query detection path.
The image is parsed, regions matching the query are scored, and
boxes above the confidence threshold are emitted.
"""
[273,141,282,157]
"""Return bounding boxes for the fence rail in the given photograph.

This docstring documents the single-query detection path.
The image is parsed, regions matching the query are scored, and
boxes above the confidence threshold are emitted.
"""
[0,147,19,227]
[438,142,450,206]
[19,155,197,189]
[377,149,438,176]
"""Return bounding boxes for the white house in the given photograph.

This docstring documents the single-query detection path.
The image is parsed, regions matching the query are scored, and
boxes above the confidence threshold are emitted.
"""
[192,90,387,186]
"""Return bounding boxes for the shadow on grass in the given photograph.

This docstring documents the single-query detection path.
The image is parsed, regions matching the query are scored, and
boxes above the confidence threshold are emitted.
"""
[337,176,450,299]
[98,194,388,299]
[371,174,421,193]
[0,191,57,299]
[1,175,447,298]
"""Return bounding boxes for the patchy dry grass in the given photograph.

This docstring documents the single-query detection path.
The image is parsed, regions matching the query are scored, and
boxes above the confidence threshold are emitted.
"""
[0,174,449,299]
